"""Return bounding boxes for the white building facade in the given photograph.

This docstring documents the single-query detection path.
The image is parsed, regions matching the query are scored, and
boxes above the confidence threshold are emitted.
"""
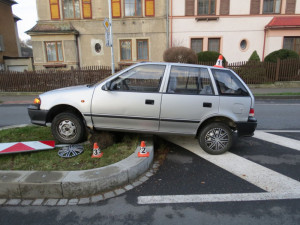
[170,0,300,62]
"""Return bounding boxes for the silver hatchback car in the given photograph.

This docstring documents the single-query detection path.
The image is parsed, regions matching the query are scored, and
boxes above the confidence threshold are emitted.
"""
[28,62,257,154]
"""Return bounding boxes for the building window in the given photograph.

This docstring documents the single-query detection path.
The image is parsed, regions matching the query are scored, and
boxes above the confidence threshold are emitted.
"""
[0,35,4,52]
[145,0,155,16]
[50,0,60,20]
[112,0,121,17]
[208,38,220,52]
[283,37,300,54]
[240,39,248,51]
[63,0,81,19]
[263,0,281,14]
[82,0,92,18]
[198,0,216,15]
[124,0,142,17]
[137,40,149,60]
[120,40,132,61]
[191,38,203,54]
[45,41,64,62]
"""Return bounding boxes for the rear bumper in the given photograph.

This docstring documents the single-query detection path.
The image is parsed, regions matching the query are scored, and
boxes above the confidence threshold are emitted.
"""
[28,105,49,126]
[236,117,257,137]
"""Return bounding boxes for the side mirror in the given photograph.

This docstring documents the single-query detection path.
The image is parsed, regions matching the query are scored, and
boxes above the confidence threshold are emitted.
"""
[102,81,111,91]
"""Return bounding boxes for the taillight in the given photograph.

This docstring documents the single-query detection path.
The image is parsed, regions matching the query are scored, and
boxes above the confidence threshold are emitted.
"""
[249,108,255,117]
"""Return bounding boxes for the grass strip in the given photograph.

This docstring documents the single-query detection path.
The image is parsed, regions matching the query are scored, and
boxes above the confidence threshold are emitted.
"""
[0,126,138,171]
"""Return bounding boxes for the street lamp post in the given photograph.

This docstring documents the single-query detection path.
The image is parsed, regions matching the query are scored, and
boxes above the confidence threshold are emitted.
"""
[107,0,115,74]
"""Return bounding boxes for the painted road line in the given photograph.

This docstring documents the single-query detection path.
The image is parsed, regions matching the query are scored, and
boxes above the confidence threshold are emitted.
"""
[254,131,300,151]
[138,192,300,204]
[161,136,300,194]
[260,130,300,133]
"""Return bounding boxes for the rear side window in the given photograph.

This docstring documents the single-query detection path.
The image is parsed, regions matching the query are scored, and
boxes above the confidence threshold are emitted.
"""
[211,69,249,96]
[167,66,214,95]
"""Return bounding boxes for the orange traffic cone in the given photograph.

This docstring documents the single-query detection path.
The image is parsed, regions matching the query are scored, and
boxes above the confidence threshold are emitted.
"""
[138,141,149,157]
[91,142,103,158]
[214,55,224,68]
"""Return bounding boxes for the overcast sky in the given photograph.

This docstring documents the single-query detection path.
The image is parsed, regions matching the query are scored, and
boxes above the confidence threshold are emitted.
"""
[12,0,37,40]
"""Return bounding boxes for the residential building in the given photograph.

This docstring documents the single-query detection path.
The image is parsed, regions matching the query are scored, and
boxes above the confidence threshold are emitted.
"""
[27,0,167,70]
[170,0,300,62]
[0,0,21,69]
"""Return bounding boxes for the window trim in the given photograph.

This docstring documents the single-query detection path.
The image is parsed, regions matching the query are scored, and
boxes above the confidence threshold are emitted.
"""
[145,0,155,17]
[62,0,81,20]
[45,41,64,62]
[263,0,282,14]
[49,0,61,20]
[136,39,149,61]
[120,39,132,61]
[197,0,216,16]
[82,0,92,19]
[124,0,143,17]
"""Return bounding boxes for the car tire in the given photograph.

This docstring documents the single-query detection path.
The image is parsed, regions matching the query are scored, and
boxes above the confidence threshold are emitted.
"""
[199,122,233,155]
[51,112,85,144]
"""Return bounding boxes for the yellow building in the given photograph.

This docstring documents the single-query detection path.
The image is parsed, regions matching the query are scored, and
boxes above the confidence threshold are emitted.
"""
[27,0,168,70]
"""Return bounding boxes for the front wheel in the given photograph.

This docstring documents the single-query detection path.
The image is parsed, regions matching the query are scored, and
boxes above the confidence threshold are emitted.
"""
[199,122,233,155]
[51,112,85,144]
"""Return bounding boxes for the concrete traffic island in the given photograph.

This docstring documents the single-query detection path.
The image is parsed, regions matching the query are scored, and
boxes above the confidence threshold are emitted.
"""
[0,137,154,202]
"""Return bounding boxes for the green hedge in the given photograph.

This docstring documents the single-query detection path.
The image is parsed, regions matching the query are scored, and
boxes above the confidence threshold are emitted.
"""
[264,49,299,63]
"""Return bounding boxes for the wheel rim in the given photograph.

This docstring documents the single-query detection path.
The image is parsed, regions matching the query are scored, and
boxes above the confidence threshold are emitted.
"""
[204,128,229,152]
[58,120,77,140]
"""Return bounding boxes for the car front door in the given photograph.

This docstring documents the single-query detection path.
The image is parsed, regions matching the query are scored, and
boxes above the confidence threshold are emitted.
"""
[91,64,166,132]
[159,65,219,135]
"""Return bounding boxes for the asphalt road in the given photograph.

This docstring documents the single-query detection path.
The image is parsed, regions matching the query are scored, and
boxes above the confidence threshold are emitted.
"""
[0,100,299,225]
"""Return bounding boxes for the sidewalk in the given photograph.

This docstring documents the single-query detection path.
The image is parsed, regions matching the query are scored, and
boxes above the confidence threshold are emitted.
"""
[1,87,300,104]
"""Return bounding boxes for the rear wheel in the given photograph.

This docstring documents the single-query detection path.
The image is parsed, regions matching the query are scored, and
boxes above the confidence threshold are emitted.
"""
[199,122,233,155]
[51,112,85,144]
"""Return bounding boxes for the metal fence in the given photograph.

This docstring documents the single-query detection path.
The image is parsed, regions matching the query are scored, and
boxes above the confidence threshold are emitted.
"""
[0,59,299,92]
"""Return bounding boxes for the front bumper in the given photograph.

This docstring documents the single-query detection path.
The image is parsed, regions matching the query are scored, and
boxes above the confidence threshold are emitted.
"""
[236,117,257,137]
[28,105,49,126]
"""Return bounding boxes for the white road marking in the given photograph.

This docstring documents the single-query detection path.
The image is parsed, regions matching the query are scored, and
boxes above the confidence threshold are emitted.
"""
[138,192,300,204]
[259,130,300,133]
[138,134,300,205]
[254,131,300,151]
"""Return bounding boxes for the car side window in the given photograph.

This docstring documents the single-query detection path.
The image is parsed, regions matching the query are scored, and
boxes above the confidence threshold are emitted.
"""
[110,65,166,92]
[211,69,249,96]
[167,66,214,95]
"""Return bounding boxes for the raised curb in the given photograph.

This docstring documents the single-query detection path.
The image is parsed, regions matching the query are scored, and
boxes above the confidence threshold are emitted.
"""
[0,125,154,201]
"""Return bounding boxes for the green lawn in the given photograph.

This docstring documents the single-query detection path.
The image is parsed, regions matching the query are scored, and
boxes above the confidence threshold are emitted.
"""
[0,126,138,171]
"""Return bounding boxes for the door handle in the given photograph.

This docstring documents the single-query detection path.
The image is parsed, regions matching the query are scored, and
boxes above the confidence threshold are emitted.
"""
[203,102,212,108]
[145,99,155,105]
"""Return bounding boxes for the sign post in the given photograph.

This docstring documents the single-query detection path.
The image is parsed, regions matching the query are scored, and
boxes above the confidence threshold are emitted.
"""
[105,0,115,74]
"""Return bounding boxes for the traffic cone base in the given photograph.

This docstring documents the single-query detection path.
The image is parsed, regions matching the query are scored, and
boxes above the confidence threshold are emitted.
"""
[92,152,103,158]
[138,152,150,157]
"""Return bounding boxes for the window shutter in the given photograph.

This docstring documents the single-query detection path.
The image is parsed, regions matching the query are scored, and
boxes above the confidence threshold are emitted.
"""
[145,0,155,17]
[185,0,195,16]
[112,0,121,18]
[82,0,92,18]
[250,0,260,14]
[286,0,296,14]
[220,0,230,15]
[50,0,60,20]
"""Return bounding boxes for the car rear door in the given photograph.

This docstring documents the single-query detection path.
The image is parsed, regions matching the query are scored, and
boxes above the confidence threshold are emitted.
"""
[159,65,219,135]
[91,64,166,132]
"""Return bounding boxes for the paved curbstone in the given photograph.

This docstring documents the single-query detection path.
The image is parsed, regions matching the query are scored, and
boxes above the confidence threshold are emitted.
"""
[31,199,44,206]
[57,199,68,206]
[44,199,59,206]
[6,199,21,206]
[78,197,90,205]
[20,200,33,206]
[0,199,7,205]
[91,194,103,203]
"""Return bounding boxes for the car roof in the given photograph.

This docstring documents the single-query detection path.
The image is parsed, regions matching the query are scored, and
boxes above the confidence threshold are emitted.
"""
[136,61,230,70]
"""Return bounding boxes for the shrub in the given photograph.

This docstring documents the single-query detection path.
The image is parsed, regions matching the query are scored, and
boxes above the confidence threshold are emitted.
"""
[163,47,198,64]
[264,49,299,63]
[197,51,227,65]
[248,50,260,62]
